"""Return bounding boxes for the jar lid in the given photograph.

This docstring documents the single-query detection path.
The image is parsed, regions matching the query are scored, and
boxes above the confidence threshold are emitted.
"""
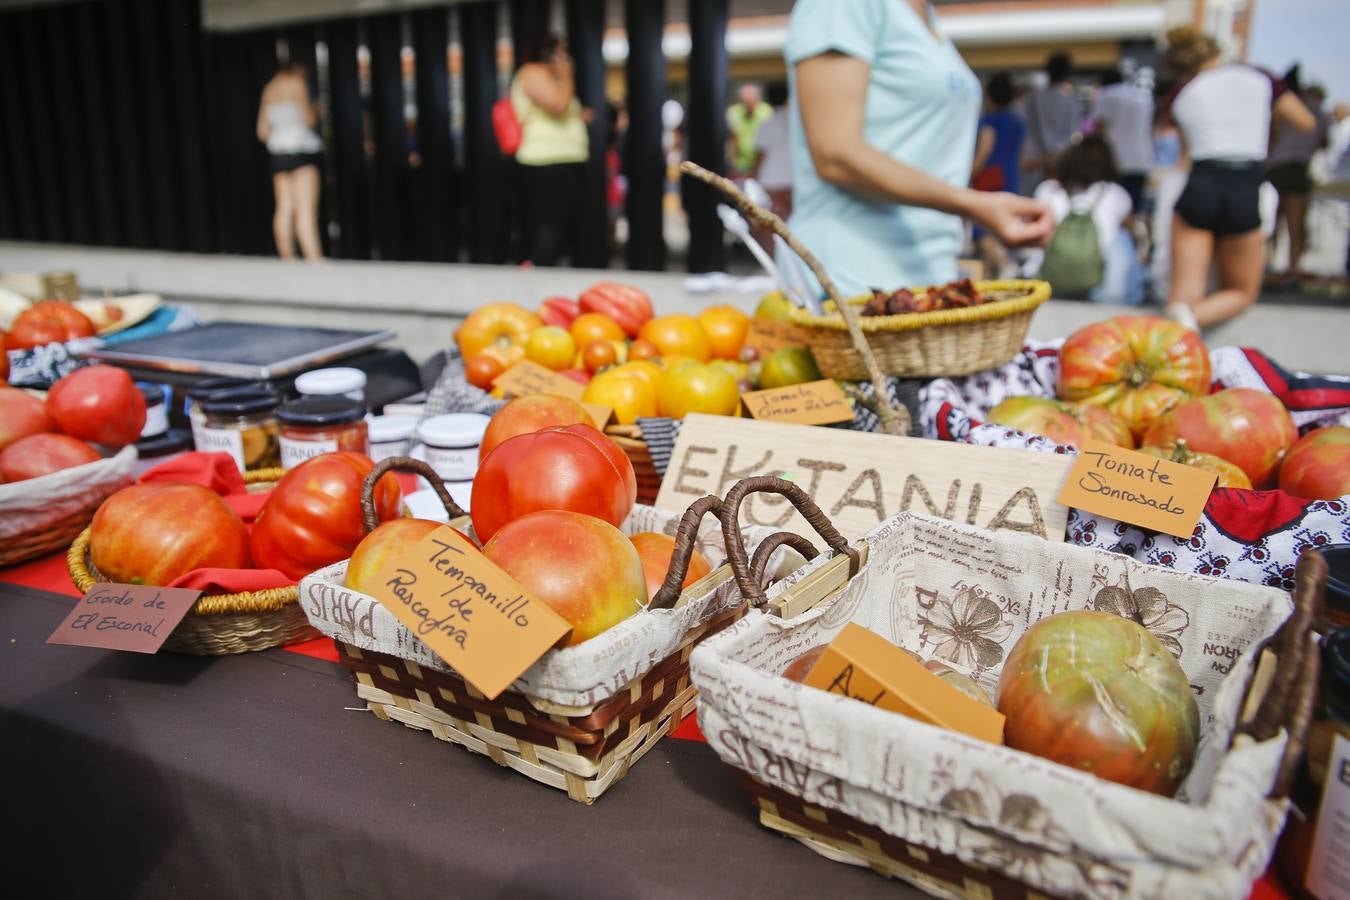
[417,413,489,448]
[201,388,282,416]
[278,396,366,427]
[295,367,367,396]
[187,377,266,401]
[368,414,418,443]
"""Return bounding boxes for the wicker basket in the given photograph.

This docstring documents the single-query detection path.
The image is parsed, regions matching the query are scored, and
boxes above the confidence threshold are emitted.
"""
[606,423,661,505]
[1,445,137,568]
[67,468,316,655]
[787,280,1051,380]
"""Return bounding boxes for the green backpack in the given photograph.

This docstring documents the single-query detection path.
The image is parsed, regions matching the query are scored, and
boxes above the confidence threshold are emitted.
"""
[1037,203,1103,298]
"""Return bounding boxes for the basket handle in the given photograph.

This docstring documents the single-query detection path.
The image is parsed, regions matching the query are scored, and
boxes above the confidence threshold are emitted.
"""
[719,475,858,608]
[648,495,724,610]
[1235,549,1325,799]
[361,455,467,535]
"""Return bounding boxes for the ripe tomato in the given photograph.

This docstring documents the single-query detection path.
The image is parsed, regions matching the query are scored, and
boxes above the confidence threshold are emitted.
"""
[758,347,821,389]
[90,483,251,585]
[46,365,148,447]
[578,282,654,338]
[345,518,448,595]
[1278,426,1350,500]
[537,296,581,329]
[657,361,740,419]
[697,305,751,360]
[569,312,626,348]
[997,610,1199,796]
[1137,441,1252,489]
[1142,388,1296,488]
[483,509,644,645]
[639,314,711,362]
[0,387,54,450]
[987,396,1133,449]
[630,532,712,602]
[7,300,96,350]
[0,433,100,481]
[581,367,658,424]
[250,452,402,581]
[470,423,636,542]
[1057,315,1211,436]
[479,394,592,462]
[582,339,619,373]
[455,302,541,360]
[524,325,576,371]
[465,353,506,390]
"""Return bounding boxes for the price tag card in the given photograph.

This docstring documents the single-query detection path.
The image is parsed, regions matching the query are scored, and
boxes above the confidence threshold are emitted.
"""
[742,379,852,426]
[363,526,571,700]
[744,318,804,354]
[492,360,585,402]
[582,402,614,429]
[47,584,202,654]
[1056,440,1215,539]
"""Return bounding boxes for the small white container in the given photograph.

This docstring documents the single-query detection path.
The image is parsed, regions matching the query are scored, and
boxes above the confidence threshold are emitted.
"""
[416,413,489,482]
[367,414,418,462]
[294,367,367,403]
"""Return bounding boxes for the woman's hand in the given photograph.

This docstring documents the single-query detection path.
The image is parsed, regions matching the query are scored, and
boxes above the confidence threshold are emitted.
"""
[963,190,1055,248]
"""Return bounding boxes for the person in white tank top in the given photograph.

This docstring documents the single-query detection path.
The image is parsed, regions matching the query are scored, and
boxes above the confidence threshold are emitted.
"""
[257,62,323,261]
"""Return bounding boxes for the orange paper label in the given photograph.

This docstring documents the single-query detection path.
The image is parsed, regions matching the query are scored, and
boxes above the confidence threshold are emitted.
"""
[744,318,804,353]
[364,526,572,700]
[492,360,585,402]
[47,584,202,654]
[582,402,614,429]
[1056,440,1216,539]
[741,379,852,426]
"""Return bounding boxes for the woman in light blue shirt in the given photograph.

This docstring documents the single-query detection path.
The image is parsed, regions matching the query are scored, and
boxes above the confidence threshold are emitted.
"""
[785,0,1052,296]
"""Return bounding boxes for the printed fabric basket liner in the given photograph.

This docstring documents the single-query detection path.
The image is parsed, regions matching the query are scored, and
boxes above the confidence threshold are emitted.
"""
[0,444,136,567]
[67,467,316,655]
[786,280,1050,381]
[296,460,809,803]
[690,477,1322,900]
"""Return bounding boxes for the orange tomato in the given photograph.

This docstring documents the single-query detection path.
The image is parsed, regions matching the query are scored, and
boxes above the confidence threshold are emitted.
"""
[697,305,751,360]
[657,361,740,419]
[466,354,506,390]
[583,340,619,373]
[524,326,576,370]
[629,338,661,361]
[582,368,658,424]
[570,312,626,348]
[639,314,711,362]
[456,302,541,359]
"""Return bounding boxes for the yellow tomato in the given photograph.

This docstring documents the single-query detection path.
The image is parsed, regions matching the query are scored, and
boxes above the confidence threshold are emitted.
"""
[456,302,541,359]
[657,361,741,419]
[639,314,712,362]
[570,312,626,348]
[697,305,751,360]
[524,326,576,370]
[582,368,659,425]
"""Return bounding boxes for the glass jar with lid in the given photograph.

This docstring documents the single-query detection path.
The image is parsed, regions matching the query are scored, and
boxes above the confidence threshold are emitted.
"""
[198,388,282,472]
[278,397,369,469]
[416,413,489,483]
[294,367,367,404]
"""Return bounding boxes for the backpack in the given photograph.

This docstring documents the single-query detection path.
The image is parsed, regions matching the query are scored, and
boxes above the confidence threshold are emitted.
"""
[1037,193,1103,297]
[492,97,522,156]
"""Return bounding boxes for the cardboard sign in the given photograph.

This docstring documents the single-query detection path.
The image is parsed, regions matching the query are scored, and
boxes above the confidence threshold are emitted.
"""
[742,379,853,426]
[492,360,585,402]
[582,402,614,429]
[47,584,201,654]
[656,414,1071,542]
[363,525,571,700]
[1307,733,1350,900]
[803,624,1004,744]
[744,318,805,354]
[1056,440,1215,539]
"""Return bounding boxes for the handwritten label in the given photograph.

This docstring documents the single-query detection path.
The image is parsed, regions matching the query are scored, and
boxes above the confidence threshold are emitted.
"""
[582,402,614,429]
[364,526,571,700]
[1308,734,1350,900]
[742,380,852,426]
[744,318,805,354]
[1056,440,1215,539]
[492,360,585,402]
[47,584,202,654]
[655,414,1071,542]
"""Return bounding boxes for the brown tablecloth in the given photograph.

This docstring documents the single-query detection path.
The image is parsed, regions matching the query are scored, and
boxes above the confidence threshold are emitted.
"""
[0,583,919,898]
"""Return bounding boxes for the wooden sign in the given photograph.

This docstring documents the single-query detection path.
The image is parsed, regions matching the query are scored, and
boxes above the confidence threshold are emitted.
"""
[655,414,1072,542]
[363,525,571,700]
[47,584,201,654]
[492,360,585,402]
[1057,440,1215,539]
[582,402,614,429]
[744,318,805,354]
[742,380,852,426]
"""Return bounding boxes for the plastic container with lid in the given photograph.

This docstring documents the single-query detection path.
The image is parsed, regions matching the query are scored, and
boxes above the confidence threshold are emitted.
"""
[367,414,418,462]
[198,388,282,472]
[138,382,170,438]
[186,377,267,447]
[416,413,489,482]
[294,367,367,404]
[278,397,369,469]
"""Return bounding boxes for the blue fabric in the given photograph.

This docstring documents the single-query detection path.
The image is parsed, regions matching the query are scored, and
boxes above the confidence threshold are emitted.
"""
[978,109,1026,196]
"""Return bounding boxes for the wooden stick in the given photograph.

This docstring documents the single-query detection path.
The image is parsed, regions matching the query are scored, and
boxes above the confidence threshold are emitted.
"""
[679,161,910,436]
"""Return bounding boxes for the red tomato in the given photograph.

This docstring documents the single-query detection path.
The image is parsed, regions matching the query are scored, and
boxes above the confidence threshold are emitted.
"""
[1137,441,1252,489]
[46,365,148,447]
[0,433,100,481]
[90,483,251,585]
[0,387,55,450]
[345,518,448,595]
[7,301,96,350]
[996,610,1199,796]
[482,509,644,645]
[1057,315,1211,436]
[537,296,581,329]
[250,452,403,581]
[470,423,636,542]
[987,396,1134,449]
[1279,426,1350,500]
[479,394,591,462]
[1142,388,1297,488]
[578,282,654,338]
[630,531,712,602]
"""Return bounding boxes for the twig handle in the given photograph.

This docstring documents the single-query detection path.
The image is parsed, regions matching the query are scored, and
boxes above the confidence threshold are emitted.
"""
[361,456,467,534]
[649,495,724,610]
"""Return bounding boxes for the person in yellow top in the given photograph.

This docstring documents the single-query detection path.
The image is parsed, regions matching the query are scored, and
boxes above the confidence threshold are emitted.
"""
[727,84,773,175]
[511,33,590,265]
